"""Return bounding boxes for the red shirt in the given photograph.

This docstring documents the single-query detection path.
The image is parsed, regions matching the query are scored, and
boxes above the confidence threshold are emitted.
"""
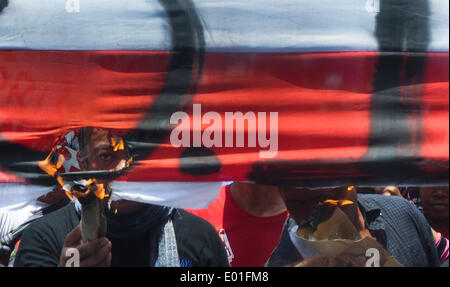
[186,185,288,267]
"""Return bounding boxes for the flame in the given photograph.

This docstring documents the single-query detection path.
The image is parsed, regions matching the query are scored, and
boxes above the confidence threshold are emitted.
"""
[68,179,111,200]
[64,190,74,201]
[93,182,107,200]
[38,150,58,177]
[319,199,354,207]
[111,137,125,151]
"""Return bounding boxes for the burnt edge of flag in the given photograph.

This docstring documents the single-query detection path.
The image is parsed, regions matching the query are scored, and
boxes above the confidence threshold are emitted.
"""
[0,0,8,14]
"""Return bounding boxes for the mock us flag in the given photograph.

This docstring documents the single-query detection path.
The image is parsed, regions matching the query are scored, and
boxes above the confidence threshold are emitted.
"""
[0,0,448,208]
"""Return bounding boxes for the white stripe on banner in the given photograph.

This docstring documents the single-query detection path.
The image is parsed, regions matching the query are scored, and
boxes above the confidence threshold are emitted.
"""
[0,182,222,210]
[0,183,50,210]
[0,0,448,52]
[110,181,222,209]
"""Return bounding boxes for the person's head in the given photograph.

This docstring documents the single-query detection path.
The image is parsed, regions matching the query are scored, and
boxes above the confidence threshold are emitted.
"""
[419,186,449,223]
[278,186,358,225]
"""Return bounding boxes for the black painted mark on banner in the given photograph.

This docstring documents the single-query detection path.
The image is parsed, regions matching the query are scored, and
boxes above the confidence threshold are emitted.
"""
[126,0,221,176]
[248,0,443,187]
[361,0,432,183]
[0,0,218,184]
[0,0,8,13]
[126,0,213,167]
[179,147,221,175]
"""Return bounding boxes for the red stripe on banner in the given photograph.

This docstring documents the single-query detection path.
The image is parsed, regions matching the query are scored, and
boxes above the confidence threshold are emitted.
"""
[0,51,170,151]
[421,54,449,161]
[0,167,25,183]
[0,51,448,182]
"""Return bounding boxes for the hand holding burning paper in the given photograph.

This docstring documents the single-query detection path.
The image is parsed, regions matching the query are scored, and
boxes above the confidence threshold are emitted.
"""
[291,198,402,267]
[279,186,403,267]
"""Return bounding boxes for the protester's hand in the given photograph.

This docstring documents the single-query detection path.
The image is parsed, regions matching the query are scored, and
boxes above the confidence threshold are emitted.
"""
[58,225,112,267]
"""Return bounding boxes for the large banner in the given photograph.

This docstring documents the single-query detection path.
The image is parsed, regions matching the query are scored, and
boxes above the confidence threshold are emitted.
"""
[0,0,448,206]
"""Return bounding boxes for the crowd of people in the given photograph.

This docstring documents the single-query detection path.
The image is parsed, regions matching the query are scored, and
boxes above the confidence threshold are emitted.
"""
[0,128,448,267]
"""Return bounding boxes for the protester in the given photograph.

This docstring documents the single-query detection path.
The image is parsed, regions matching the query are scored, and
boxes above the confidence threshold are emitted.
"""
[420,186,449,238]
[419,186,449,266]
[375,185,448,266]
[13,128,229,267]
[266,186,440,267]
[187,182,288,267]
